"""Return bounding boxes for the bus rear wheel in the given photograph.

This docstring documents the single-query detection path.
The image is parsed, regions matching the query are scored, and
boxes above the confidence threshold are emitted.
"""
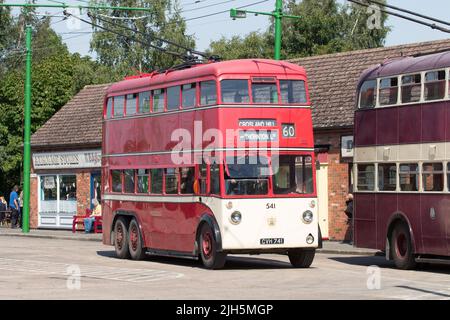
[199,223,226,269]
[288,249,315,268]
[114,217,130,259]
[391,222,416,270]
[128,219,146,261]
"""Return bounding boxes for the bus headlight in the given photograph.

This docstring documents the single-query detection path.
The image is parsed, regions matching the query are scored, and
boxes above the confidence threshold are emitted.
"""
[302,210,313,224]
[230,211,242,225]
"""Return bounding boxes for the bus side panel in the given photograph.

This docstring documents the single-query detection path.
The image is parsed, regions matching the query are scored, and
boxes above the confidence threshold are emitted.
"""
[422,102,446,142]
[419,194,448,256]
[354,110,376,147]
[354,193,377,250]
[375,193,397,251]
[397,194,422,254]
[376,107,398,146]
[398,105,421,144]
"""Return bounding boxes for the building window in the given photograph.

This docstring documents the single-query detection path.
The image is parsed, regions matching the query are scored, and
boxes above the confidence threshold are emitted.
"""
[200,81,217,106]
[378,163,397,191]
[180,167,195,194]
[379,77,399,106]
[401,74,422,103]
[165,168,179,194]
[106,98,113,119]
[422,163,443,192]
[137,169,149,193]
[126,93,137,116]
[399,164,419,191]
[182,83,196,108]
[40,175,58,213]
[167,86,180,111]
[221,80,250,104]
[138,91,151,114]
[111,170,122,193]
[113,96,125,117]
[59,175,77,213]
[124,170,135,193]
[357,164,375,191]
[425,70,446,101]
[252,82,278,104]
[280,80,307,104]
[153,89,165,113]
[150,169,163,194]
[359,80,377,109]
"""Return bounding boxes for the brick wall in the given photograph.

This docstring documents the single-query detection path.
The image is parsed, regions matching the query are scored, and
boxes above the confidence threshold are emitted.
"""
[30,174,38,229]
[76,171,92,215]
[314,129,353,241]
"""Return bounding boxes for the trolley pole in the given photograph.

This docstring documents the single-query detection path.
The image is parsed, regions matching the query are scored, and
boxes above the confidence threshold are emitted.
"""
[230,0,301,60]
[22,25,32,233]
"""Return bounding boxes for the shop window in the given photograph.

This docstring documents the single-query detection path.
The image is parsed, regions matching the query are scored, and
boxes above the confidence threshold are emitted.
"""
[357,164,375,191]
[200,81,217,106]
[399,164,419,191]
[137,169,149,193]
[359,80,377,109]
[379,77,399,106]
[180,167,195,194]
[221,80,250,104]
[150,169,163,194]
[378,163,397,191]
[138,91,151,113]
[165,168,179,194]
[124,170,135,193]
[422,163,443,192]
[401,74,422,103]
[425,70,446,101]
[106,98,113,119]
[252,82,278,104]
[59,175,77,213]
[40,175,58,213]
[280,80,307,104]
[111,170,122,193]
[126,93,137,116]
[182,83,196,108]
[167,86,180,111]
[113,96,125,117]
[153,89,165,113]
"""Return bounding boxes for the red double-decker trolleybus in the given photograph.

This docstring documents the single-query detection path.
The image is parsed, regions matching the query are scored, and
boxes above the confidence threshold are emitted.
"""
[102,59,318,269]
[354,51,450,269]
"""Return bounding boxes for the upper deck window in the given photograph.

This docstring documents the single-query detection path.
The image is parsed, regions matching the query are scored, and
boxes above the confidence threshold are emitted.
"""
[221,80,250,104]
[113,96,125,117]
[182,83,196,109]
[200,81,217,106]
[401,74,421,103]
[280,80,307,104]
[379,77,399,106]
[126,93,137,116]
[425,70,446,101]
[359,80,377,109]
[138,91,150,113]
[153,89,165,113]
[106,98,113,119]
[167,86,180,111]
[251,82,278,104]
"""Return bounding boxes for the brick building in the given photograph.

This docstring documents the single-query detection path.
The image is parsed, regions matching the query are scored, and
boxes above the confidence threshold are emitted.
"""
[29,39,450,238]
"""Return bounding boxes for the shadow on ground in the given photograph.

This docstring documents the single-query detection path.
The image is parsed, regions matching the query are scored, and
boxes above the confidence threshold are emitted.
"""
[97,250,301,270]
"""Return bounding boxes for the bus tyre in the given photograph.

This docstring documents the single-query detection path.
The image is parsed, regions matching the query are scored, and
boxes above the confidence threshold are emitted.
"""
[114,217,130,259]
[288,249,315,268]
[391,222,416,270]
[128,219,146,261]
[199,223,226,269]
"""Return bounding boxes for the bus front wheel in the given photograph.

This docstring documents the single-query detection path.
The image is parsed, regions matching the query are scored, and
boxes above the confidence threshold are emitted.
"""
[114,217,130,259]
[199,223,226,269]
[288,249,315,268]
[391,222,416,270]
[128,219,146,261]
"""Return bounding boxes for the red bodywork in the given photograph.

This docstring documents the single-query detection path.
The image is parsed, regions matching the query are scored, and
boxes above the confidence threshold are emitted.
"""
[101,59,316,254]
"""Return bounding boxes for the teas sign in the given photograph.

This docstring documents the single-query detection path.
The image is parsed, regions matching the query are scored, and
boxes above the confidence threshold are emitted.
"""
[33,150,101,169]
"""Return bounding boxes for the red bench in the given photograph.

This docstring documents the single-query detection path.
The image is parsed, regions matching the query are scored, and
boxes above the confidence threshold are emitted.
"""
[72,209,102,233]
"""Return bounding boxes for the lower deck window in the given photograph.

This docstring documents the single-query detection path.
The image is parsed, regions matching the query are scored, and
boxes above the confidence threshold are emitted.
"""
[180,167,195,194]
[165,168,179,194]
[422,163,444,191]
[150,169,163,194]
[111,170,122,193]
[124,170,135,193]
[357,164,375,191]
[137,169,149,193]
[272,155,313,194]
[378,164,397,191]
[399,164,419,191]
[225,156,269,195]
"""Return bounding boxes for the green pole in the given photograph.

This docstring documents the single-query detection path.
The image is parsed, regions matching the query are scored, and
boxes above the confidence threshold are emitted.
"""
[22,25,32,233]
[274,0,283,60]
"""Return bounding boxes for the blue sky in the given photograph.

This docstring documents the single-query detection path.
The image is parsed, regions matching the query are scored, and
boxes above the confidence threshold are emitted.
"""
[7,0,450,57]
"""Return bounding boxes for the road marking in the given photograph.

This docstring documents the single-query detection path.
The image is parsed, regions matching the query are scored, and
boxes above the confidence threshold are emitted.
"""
[0,257,184,283]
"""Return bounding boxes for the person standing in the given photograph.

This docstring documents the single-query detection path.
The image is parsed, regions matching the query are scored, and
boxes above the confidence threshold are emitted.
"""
[18,190,24,228]
[9,185,20,229]
[344,193,354,244]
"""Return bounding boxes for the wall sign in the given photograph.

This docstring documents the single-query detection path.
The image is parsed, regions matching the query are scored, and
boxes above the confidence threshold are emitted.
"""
[341,136,354,158]
[33,150,101,169]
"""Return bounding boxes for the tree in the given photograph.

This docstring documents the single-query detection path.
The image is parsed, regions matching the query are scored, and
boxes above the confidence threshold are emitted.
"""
[90,0,196,77]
